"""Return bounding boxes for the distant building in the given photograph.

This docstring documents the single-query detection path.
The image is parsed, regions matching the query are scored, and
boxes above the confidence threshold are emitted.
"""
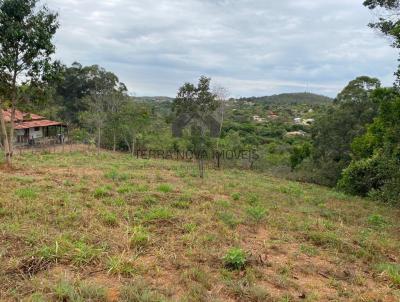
[2,109,67,145]
[252,115,266,123]
[303,118,315,125]
[286,130,306,137]
[294,117,302,124]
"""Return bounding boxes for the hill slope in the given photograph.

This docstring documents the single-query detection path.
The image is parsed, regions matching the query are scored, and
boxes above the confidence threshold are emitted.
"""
[238,92,333,104]
[1,151,399,301]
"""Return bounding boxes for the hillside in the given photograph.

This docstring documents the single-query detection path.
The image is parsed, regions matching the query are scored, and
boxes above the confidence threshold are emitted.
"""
[238,93,333,105]
[1,151,399,301]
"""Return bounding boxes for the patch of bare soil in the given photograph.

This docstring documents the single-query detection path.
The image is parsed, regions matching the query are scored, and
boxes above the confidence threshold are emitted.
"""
[236,225,399,301]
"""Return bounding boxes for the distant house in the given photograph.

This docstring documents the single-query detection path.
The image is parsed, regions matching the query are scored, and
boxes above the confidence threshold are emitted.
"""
[252,115,266,123]
[2,109,67,145]
[293,117,315,126]
[294,117,302,124]
[303,118,315,125]
[285,130,306,137]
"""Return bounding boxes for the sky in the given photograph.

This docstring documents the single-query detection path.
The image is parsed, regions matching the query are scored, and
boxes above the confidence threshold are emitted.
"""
[46,0,398,98]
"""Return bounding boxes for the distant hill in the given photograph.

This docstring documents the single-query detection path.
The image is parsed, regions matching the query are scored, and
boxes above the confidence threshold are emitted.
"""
[133,92,332,105]
[237,92,333,105]
[132,96,174,102]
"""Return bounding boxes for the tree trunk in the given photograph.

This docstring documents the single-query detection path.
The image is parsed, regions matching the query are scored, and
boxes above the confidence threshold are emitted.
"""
[199,158,204,178]
[0,106,12,166]
[131,136,135,157]
[123,137,131,154]
[97,127,101,154]
[113,132,116,152]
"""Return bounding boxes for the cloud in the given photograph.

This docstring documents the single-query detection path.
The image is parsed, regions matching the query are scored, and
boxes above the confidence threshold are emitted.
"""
[46,0,398,97]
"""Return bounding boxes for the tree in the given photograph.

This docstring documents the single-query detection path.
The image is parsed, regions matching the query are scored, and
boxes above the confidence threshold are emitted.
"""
[364,0,400,83]
[172,76,219,178]
[119,102,150,155]
[0,0,58,165]
[105,91,128,152]
[79,65,127,153]
[310,76,380,186]
[213,85,229,168]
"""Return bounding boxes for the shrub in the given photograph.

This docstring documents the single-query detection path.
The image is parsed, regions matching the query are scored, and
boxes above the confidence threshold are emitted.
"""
[338,154,394,197]
[219,211,240,228]
[290,142,311,171]
[231,193,240,201]
[223,248,247,270]
[369,176,400,205]
[246,194,259,205]
[246,205,268,223]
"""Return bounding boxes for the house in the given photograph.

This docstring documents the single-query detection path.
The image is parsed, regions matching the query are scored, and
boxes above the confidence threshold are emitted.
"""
[285,130,307,137]
[252,115,266,123]
[2,109,67,145]
[294,117,302,124]
[303,118,315,125]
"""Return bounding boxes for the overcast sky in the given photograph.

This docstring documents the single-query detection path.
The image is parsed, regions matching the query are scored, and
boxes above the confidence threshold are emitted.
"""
[46,0,398,98]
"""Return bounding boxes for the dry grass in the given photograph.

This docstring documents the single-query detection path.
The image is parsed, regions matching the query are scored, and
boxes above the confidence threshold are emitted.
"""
[0,151,399,301]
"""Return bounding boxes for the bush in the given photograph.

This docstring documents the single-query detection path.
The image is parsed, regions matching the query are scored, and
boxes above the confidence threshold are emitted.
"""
[223,248,247,270]
[246,205,268,223]
[290,142,311,171]
[338,155,394,197]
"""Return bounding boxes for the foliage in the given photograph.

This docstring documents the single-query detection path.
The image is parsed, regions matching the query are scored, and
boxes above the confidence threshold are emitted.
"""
[223,248,247,270]
[0,0,59,164]
[339,88,400,204]
[173,76,219,177]
[337,154,394,197]
[290,142,311,171]
[309,77,380,186]
[363,0,400,84]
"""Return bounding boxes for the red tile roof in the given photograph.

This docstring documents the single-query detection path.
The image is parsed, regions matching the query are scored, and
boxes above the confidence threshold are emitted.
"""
[2,109,45,122]
[14,120,64,130]
[2,109,65,129]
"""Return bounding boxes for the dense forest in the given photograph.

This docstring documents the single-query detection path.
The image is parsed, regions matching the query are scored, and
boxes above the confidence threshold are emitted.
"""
[1,0,400,206]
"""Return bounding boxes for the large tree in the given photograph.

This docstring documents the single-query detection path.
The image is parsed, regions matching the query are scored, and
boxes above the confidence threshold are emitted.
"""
[310,76,381,186]
[364,0,400,83]
[0,0,58,165]
[173,76,219,178]
[79,65,127,153]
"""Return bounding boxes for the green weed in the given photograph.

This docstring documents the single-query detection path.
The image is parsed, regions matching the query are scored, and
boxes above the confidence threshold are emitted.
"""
[223,248,247,270]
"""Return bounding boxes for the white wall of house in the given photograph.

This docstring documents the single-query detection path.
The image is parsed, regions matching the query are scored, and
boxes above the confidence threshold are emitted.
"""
[29,127,43,139]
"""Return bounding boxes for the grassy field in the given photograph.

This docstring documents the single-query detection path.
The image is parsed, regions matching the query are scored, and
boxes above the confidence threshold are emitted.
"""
[0,151,399,301]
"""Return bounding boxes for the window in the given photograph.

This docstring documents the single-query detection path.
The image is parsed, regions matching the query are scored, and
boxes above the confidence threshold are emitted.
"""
[34,127,40,131]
